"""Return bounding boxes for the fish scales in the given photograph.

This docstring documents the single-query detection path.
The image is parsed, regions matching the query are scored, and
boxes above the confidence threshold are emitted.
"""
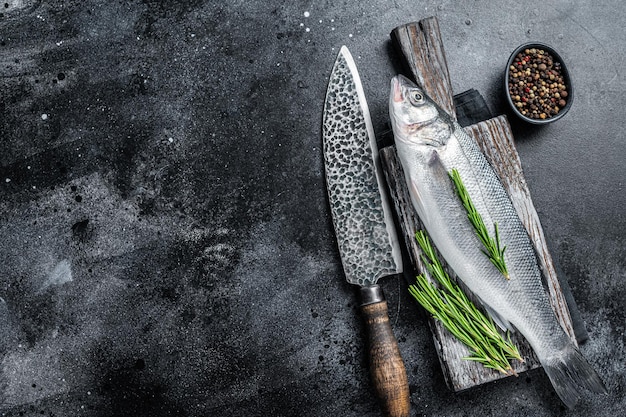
[389,74,606,408]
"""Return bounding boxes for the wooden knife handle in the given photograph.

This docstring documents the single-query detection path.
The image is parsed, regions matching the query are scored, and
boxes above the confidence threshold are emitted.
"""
[361,286,410,417]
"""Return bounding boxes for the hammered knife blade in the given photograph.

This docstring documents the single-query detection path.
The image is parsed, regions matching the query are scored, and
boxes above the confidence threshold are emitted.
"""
[322,46,410,417]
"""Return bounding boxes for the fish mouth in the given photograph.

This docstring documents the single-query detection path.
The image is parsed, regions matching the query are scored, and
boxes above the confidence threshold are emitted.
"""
[391,75,432,129]
[391,75,435,128]
[391,74,418,102]
[408,119,436,130]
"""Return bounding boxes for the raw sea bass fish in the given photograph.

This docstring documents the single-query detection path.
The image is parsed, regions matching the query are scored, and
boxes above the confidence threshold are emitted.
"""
[389,75,606,408]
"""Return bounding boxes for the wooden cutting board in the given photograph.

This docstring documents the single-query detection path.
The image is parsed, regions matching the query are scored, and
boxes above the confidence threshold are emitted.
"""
[380,17,577,392]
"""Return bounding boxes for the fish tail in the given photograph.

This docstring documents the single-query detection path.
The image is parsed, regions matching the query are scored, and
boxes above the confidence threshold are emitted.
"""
[541,343,607,408]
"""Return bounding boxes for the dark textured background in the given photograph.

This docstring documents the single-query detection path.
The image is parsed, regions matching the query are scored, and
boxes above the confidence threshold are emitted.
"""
[0,1,624,416]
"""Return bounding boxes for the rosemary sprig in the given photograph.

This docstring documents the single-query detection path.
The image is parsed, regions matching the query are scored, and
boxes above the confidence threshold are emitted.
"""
[408,230,523,374]
[449,169,509,279]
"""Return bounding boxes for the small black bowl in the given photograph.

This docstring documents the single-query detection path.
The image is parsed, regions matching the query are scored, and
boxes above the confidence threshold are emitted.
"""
[504,42,573,125]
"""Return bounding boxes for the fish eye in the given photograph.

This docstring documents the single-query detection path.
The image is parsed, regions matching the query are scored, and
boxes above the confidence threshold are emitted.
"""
[409,90,424,104]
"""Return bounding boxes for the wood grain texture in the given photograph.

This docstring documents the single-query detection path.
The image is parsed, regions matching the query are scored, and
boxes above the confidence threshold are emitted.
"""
[383,17,576,391]
[390,18,456,119]
[361,300,411,417]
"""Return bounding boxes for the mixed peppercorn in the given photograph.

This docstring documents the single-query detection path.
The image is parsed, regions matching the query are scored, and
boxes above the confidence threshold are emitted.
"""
[508,48,569,120]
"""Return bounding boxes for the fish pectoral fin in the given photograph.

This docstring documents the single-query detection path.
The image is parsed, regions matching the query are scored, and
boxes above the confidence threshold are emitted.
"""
[409,178,429,225]
[481,302,515,333]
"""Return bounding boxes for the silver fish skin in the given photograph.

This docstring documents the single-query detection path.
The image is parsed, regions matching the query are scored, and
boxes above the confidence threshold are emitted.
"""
[389,74,606,408]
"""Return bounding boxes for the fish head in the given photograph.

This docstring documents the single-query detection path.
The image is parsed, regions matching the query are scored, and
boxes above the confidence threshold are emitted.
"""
[389,75,452,147]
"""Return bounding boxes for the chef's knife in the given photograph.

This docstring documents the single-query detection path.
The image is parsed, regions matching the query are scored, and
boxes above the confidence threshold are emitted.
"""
[322,46,410,417]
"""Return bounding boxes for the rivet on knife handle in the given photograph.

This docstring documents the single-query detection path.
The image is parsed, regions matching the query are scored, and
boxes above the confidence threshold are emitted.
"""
[361,286,410,417]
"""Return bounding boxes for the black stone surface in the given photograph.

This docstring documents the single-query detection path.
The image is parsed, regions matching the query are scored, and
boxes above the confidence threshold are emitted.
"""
[0,1,624,416]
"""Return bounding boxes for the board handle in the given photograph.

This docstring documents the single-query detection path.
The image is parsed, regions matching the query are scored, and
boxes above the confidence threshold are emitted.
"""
[361,285,410,417]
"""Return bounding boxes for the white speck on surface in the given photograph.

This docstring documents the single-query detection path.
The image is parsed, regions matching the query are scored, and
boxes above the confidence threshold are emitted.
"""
[305,27,310,32]
[5,178,10,183]
[303,11,310,18]
[168,137,174,143]
[299,22,304,27]
[348,33,353,38]
[41,113,48,120]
